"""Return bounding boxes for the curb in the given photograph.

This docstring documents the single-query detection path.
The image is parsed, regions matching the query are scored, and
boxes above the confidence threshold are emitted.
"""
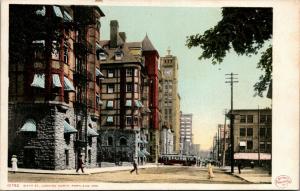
[224,171,252,183]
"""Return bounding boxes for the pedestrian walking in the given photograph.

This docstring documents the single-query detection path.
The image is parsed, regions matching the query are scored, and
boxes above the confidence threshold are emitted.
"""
[11,155,18,173]
[76,154,84,173]
[207,162,214,180]
[130,160,138,174]
[237,161,242,174]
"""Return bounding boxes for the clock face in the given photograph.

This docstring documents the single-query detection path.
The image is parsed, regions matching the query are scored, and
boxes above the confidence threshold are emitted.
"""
[164,68,172,76]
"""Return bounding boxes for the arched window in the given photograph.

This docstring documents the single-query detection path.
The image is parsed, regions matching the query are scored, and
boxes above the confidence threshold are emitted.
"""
[108,136,113,146]
[120,137,127,146]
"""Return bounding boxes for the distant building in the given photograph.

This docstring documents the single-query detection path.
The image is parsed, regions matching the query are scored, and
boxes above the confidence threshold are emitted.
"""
[160,126,174,155]
[160,49,181,153]
[142,35,160,162]
[230,108,272,167]
[98,20,151,164]
[8,5,104,170]
[180,112,193,155]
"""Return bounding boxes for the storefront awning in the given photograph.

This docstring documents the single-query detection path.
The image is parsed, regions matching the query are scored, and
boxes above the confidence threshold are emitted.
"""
[52,74,62,88]
[53,6,63,18]
[87,126,99,137]
[64,77,75,91]
[234,153,271,160]
[31,74,45,88]
[20,119,36,132]
[63,10,73,22]
[64,120,77,134]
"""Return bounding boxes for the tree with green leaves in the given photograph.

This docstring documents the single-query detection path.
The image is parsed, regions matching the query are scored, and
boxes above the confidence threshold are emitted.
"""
[186,8,272,97]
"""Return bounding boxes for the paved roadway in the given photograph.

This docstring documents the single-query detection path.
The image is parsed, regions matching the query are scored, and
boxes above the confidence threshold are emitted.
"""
[8,166,248,184]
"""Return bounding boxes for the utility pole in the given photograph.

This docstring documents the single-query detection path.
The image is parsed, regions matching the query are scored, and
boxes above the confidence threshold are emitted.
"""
[258,105,260,166]
[222,109,227,167]
[217,129,219,164]
[225,73,238,173]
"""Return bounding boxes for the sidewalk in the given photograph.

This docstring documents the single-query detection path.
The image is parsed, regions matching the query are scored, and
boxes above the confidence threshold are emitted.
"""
[8,163,158,175]
[221,166,271,184]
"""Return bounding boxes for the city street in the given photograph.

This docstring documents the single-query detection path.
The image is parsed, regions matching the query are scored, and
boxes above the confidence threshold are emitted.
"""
[8,166,248,184]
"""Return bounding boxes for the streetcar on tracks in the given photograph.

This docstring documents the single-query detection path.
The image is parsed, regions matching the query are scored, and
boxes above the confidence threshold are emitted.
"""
[158,154,197,166]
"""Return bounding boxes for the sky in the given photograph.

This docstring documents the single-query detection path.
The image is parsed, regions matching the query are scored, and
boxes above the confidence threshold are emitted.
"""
[99,6,272,150]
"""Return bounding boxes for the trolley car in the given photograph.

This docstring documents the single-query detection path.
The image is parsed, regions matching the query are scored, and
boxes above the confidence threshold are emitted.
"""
[158,154,197,166]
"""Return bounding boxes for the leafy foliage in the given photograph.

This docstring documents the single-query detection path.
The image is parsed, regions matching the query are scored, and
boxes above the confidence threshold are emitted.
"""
[186,8,272,97]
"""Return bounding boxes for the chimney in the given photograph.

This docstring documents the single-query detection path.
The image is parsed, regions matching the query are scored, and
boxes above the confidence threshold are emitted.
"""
[110,20,119,48]
[119,32,126,42]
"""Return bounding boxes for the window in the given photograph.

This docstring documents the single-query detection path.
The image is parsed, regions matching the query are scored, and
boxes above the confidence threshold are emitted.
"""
[108,69,114,78]
[88,150,91,163]
[247,128,253,137]
[247,115,253,123]
[106,116,114,124]
[266,128,271,138]
[120,137,127,146]
[108,137,113,146]
[240,128,246,137]
[96,93,100,105]
[106,100,114,108]
[260,142,265,151]
[126,68,133,76]
[64,133,71,144]
[260,115,266,123]
[126,84,133,92]
[240,115,246,123]
[266,115,272,123]
[126,116,133,125]
[88,136,92,146]
[239,145,245,151]
[247,141,253,150]
[260,127,266,138]
[134,117,139,125]
[107,84,114,93]
[266,142,271,151]
[65,150,69,166]
[63,42,68,64]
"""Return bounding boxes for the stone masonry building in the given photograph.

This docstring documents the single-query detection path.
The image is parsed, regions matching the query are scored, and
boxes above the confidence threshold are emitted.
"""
[8,5,104,170]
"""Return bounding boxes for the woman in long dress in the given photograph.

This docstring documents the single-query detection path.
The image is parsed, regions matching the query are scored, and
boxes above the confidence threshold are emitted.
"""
[11,155,18,173]
[207,162,214,180]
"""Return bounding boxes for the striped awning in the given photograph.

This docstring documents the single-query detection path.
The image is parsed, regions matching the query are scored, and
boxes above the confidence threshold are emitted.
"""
[20,119,36,132]
[63,120,77,134]
[107,116,113,123]
[138,150,146,158]
[96,68,104,77]
[87,126,99,136]
[64,77,75,91]
[53,6,63,18]
[134,100,143,108]
[143,149,150,156]
[31,74,45,88]
[125,100,132,107]
[63,11,73,22]
[52,74,62,88]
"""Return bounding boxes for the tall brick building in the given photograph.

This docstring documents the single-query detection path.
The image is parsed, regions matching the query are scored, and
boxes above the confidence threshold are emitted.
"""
[98,20,151,164]
[8,5,104,170]
[142,35,160,162]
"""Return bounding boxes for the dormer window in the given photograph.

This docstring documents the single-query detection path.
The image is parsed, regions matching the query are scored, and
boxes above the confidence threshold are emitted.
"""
[114,49,123,61]
[99,52,107,61]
